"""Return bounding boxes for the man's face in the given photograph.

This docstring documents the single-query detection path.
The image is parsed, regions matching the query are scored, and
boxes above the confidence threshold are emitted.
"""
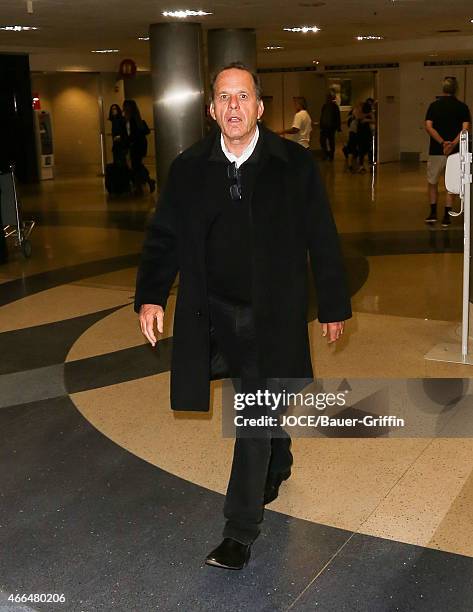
[210,68,264,143]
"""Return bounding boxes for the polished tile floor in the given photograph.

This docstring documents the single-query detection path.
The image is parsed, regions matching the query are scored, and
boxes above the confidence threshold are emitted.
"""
[1,160,473,611]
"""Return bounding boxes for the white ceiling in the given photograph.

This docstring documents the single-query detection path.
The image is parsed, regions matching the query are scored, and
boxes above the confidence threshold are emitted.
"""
[0,0,473,67]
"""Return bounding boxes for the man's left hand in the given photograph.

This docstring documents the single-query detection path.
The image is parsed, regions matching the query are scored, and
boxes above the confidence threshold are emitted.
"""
[322,321,345,344]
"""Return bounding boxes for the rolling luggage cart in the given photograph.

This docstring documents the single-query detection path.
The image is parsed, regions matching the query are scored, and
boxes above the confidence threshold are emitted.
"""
[0,164,35,258]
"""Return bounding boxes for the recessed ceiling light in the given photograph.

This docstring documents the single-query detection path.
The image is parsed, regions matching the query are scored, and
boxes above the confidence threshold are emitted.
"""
[356,35,384,41]
[162,10,212,18]
[91,49,119,53]
[264,45,284,50]
[0,25,38,31]
[138,36,149,41]
[283,26,320,33]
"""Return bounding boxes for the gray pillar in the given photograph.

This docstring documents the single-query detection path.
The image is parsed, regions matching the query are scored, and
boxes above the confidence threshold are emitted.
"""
[207,29,257,78]
[149,22,205,186]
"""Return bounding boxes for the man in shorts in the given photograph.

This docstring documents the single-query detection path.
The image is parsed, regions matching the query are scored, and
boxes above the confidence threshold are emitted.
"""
[279,97,313,149]
[424,77,470,227]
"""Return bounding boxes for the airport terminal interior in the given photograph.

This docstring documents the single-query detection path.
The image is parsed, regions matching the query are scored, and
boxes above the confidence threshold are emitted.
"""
[3,1,473,610]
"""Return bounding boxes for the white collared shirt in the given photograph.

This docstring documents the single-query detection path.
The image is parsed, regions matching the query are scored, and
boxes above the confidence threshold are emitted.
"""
[220,125,260,168]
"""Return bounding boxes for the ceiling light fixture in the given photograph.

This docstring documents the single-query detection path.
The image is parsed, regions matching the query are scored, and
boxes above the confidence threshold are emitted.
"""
[0,25,38,31]
[356,35,384,41]
[162,10,212,18]
[91,49,119,53]
[138,36,149,41]
[265,45,284,50]
[283,26,320,33]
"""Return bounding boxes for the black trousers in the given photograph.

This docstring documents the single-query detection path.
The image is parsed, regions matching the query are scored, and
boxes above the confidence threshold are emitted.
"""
[320,128,336,160]
[129,149,150,186]
[112,143,127,167]
[208,292,292,545]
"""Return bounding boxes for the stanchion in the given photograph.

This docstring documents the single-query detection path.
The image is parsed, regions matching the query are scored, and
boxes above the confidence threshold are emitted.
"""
[425,129,473,365]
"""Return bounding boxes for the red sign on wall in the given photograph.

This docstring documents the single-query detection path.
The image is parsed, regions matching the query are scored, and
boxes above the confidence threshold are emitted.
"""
[119,59,137,78]
[32,92,41,110]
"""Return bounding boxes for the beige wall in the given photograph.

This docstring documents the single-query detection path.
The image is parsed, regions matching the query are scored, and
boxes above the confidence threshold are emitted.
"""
[31,72,123,176]
[259,71,326,148]
[31,63,473,172]
[377,69,401,163]
[259,73,284,132]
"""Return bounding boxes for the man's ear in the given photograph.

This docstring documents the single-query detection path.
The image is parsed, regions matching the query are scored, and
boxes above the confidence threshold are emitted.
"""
[257,99,265,121]
[209,102,216,121]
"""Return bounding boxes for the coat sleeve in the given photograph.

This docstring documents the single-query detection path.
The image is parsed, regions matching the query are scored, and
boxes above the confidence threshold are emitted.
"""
[134,160,179,312]
[304,157,352,324]
[335,104,341,131]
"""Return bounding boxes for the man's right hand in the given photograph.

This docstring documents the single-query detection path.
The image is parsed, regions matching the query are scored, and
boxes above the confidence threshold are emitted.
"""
[443,140,454,156]
[139,304,164,347]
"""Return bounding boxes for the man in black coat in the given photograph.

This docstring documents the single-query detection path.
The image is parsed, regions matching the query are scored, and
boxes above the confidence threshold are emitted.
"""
[135,62,351,570]
[319,93,341,161]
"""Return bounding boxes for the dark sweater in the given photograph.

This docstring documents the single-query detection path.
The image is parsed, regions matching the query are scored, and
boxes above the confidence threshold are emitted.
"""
[205,137,261,303]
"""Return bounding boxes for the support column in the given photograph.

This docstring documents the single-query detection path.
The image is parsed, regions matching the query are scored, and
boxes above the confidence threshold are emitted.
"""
[207,29,257,78]
[149,22,205,186]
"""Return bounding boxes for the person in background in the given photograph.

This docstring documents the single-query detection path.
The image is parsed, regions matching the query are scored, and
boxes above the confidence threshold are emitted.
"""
[319,93,341,161]
[279,97,312,149]
[424,77,471,227]
[363,97,377,165]
[122,99,156,195]
[108,104,128,166]
[343,105,361,172]
[356,101,374,174]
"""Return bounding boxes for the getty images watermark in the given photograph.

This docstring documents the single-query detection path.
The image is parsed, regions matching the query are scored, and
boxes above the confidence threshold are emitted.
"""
[221,378,473,438]
[232,388,404,429]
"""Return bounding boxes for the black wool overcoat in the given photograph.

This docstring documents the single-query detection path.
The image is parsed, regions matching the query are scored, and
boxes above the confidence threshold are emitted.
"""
[134,126,352,412]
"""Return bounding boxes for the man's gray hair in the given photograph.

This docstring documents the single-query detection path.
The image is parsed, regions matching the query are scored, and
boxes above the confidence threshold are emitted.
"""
[442,77,458,95]
[210,62,263,101]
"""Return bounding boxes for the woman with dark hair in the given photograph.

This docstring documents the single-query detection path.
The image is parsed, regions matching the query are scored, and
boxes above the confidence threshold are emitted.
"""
[108,104,128,166]
[122,99,156,194]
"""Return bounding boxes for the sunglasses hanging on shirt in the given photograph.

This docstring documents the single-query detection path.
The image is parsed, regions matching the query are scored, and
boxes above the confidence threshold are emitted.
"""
[227,162,242,201]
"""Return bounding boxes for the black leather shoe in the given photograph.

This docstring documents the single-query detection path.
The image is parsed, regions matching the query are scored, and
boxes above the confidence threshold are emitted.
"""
[264,467,292,505]
[205,538,251,570]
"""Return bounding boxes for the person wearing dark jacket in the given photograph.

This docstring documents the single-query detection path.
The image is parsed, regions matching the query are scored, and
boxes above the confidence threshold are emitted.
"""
[134,63,351,571]
[123,99,156,194]
[319,93,341,161]
[108,104,128,166]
